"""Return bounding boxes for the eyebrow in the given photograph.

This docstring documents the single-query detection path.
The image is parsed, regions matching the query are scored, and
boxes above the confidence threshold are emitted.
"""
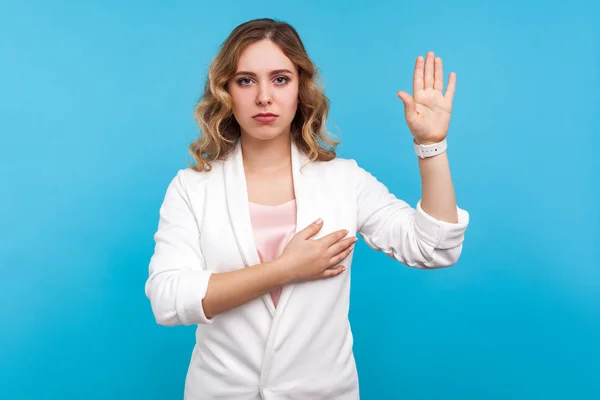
[233,69,294,77]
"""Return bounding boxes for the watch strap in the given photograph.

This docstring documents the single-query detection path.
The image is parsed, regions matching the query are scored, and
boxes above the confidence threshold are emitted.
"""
[414,138,447,158]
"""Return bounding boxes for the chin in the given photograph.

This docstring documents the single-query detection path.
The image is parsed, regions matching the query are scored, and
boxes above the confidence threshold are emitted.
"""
[242,125,290,141]
[246,132,286,141]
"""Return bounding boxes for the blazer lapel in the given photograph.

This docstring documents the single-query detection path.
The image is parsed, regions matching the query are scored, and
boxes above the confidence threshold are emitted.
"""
[222,141,274,314]
[273,140,315,317]
[222,139,316,318]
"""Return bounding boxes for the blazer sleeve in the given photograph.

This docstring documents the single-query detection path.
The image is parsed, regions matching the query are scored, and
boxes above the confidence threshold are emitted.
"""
[145,170,214,326]
[353,160,470,268]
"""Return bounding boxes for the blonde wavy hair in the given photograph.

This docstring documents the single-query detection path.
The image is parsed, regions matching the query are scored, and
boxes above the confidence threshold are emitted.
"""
[188,18,339,172]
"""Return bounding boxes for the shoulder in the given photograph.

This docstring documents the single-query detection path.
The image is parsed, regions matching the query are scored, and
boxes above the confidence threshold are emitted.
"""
[176,166,211,185]
[166,162,223,196]
[309,155,358,172]
[304,156,376,196]
[313,156,389,199]
[308,155,367,179]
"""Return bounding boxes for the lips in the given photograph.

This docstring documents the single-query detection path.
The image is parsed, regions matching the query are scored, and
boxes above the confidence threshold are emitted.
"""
[252,113,278,123]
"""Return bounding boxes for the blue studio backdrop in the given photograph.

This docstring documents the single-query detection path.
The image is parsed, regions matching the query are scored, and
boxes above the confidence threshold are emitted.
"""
[1,0,598,399]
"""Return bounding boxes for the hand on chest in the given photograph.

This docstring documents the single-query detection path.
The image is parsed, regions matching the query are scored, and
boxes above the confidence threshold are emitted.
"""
[199,140,357,274]
[200,177,355,274]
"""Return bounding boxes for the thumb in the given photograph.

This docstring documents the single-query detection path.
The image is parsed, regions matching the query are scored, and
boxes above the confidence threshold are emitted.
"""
[300,218,323,239]
[397,91,415,115]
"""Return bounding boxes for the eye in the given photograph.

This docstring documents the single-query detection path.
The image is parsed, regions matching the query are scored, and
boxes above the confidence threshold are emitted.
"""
[237,77,254,86]
[274,76,289,85]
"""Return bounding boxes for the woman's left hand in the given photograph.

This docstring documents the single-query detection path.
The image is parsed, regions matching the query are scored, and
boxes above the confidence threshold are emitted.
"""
[397,51,456,145]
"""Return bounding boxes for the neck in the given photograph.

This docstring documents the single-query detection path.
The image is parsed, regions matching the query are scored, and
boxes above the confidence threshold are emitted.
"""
[240,133,292,174]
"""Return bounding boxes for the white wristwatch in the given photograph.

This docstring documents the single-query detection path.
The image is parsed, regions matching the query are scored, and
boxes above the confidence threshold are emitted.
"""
[414,138,447,158]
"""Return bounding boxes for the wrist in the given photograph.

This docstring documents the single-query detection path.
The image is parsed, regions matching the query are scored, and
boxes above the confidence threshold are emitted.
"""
[270,256,297,286]
[413,137,447,158]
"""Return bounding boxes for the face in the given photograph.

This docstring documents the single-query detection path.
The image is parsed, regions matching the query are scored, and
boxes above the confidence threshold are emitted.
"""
[228,39,299,141]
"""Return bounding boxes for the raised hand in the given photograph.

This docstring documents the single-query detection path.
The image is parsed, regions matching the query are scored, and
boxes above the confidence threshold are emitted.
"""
[397,51,456,145]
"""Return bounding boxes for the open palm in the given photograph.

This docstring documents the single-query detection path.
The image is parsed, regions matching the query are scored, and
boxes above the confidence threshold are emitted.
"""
[397,51,456,145]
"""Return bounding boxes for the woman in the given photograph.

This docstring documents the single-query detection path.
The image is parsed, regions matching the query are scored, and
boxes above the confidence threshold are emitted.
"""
[145,18,469,400]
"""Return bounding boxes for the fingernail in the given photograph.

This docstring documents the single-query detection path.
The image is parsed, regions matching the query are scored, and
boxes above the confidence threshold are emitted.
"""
[352,237,358,243]
[315,218,323,225]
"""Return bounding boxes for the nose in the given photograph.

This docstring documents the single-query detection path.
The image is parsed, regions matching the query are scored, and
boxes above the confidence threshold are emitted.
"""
[256,82,272,106]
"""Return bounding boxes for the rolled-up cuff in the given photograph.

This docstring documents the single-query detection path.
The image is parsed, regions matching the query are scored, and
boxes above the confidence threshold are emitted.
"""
[176,270,214,325]
[415,200,470,249]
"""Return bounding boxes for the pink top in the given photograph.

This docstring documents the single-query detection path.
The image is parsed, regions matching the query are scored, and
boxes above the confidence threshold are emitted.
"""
[248,199,297,308]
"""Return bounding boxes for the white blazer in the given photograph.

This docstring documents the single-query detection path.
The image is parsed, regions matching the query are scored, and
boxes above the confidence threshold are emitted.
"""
[145,139,469,399]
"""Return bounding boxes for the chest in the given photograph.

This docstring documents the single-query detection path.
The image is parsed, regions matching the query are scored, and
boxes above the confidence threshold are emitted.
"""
[195,161,358,275]
[244,168,294,206]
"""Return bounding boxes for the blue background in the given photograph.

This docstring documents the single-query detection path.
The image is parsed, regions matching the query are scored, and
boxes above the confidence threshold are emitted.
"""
[1,0,598,399]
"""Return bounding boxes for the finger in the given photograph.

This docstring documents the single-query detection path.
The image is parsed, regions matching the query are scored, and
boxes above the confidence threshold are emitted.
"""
[424,51,434,89]
[444,72,456,102]
[433,57,444,92]
[413,56,424,94]
[397,91,415,115]
[318,229,349,247]
[299,218,323,239]
[328,244,354,267]
[322,265,346,279]
[328,237,356,258]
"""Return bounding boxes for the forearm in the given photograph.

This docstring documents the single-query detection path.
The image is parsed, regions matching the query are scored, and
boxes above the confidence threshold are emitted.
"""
[418,151,458,223]
[202,258,291,319]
